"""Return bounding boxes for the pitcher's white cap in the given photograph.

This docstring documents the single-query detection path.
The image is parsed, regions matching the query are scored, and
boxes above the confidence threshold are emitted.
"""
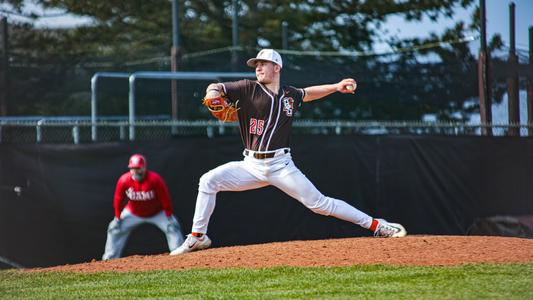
[246,49,283,68]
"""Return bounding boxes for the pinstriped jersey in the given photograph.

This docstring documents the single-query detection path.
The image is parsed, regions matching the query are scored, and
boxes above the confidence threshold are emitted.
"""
[222,79,305,151]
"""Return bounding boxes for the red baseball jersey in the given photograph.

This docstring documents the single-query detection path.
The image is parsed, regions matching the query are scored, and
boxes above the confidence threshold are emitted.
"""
[113,170,173,219]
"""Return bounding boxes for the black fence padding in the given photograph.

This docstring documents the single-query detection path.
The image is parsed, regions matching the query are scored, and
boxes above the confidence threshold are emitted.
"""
[467,215,533,238]
[1,135,533,268]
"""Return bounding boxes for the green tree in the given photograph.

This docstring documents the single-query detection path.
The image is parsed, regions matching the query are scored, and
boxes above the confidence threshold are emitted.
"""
[1,0,485,120]
[2,0,476,57]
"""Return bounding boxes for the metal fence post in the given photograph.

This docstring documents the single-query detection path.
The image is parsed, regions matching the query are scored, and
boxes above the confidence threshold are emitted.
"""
[36,120,43,143]
[127,72,255,141]
[207,126,214,138]
[90,72,130,142]
[120,125,126,141]
[72,125,80,144]
[90,74,98,142]
[129,75,137,141]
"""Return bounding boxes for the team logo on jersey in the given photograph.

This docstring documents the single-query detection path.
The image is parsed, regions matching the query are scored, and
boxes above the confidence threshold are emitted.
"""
[282,97,294,117]
[126,188,155,201]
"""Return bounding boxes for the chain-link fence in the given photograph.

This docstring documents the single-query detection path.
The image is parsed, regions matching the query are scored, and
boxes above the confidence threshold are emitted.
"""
[5,43,491,120]
[1,120,531,144]
[5,42,532,140]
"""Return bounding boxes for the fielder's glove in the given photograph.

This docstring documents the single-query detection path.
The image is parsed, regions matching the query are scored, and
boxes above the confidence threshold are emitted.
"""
[202,93,239,123]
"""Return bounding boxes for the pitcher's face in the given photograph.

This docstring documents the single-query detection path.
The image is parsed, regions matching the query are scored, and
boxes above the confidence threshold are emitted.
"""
[255,61,280,84]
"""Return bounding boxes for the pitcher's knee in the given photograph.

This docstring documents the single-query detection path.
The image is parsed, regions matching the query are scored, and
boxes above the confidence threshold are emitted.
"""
[305,195,334,216]
[198,171,219,194]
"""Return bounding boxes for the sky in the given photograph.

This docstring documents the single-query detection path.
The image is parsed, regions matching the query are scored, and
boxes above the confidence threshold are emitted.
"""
[378,0,532,54]
[1,1,532,54]
[484,0,532,50]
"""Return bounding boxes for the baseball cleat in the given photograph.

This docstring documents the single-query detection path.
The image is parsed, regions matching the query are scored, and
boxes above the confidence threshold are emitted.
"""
[373,219,407,238]
[170,234,212,255]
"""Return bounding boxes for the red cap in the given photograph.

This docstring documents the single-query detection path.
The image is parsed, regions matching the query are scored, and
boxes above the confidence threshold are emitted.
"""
[128,154,146,168]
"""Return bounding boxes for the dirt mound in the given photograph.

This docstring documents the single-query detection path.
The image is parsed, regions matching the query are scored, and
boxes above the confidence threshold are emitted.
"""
[33,235,533,273]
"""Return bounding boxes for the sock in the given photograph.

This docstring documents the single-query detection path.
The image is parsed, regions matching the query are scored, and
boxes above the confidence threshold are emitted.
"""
[369,219,379,232]
[192,232,204,238]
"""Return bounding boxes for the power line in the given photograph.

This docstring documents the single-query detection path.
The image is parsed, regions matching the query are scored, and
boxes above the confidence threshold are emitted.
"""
[180,36,478,60]
[274,36,478,57]
[0,8,69,19]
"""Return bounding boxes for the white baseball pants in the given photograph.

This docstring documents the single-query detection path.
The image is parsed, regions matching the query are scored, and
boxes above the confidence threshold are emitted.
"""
[191,148,373,234]
[102,208,184,260]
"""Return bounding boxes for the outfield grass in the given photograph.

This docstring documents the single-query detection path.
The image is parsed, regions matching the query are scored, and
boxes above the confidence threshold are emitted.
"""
[1,264,532,299]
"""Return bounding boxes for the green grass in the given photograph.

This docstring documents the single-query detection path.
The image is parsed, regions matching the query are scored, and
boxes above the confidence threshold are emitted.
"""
[1,264,532,299]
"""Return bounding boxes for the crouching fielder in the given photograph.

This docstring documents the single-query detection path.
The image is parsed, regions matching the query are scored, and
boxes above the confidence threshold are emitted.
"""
[103,154,184,260]
[171,49,406,256]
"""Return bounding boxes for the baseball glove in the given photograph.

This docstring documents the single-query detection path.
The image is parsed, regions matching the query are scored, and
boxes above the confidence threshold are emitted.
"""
[202,94,239,123]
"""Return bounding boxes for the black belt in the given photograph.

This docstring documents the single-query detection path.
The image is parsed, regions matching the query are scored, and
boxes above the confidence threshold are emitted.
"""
[244,149,289,159]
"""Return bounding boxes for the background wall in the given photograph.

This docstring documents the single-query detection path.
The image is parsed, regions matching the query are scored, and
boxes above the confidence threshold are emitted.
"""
[1,135,533,267]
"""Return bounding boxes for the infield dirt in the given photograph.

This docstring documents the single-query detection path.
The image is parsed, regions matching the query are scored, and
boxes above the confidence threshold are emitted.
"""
[31,235,533,273]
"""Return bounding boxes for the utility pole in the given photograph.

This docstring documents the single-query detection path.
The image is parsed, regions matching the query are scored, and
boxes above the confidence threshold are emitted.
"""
[231,0,239,71]
[527,26,533,136]
[0,17,9,116]
[171,0,180,124]
[282,21,288,50]
[507,2,519,136]
[478,0,492,135]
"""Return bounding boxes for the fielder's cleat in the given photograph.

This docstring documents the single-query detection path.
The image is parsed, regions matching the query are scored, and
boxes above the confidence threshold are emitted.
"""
[170,234,212,255]
[373,219,407,238]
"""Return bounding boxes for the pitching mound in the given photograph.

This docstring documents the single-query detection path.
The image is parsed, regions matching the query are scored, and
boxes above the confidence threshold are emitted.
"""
[33,235,533,273]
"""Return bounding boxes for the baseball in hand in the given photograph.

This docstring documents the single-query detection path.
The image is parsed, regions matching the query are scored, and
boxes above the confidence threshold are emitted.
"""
[346,83,356,91]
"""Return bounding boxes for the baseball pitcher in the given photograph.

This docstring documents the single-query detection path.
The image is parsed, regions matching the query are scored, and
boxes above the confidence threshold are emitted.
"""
[102,154,184,260]
[171,49,406,256]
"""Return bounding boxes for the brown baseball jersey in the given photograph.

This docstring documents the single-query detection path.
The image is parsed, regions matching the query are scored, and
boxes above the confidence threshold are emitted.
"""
[222,79,305,151]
